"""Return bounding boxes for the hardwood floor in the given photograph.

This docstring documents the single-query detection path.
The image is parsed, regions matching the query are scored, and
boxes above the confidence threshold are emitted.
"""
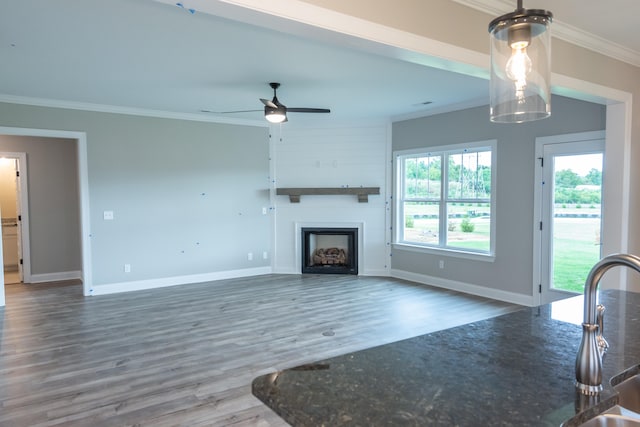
[0,275,521,426]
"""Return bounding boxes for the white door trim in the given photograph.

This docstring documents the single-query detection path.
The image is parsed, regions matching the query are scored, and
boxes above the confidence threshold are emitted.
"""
[533,130,606,305]
[0,127,92,305]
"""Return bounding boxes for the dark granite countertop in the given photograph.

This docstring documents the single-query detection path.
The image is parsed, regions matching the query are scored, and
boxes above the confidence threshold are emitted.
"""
[252,290,640,426]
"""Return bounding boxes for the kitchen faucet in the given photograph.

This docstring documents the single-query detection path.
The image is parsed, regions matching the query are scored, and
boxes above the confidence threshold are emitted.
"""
[575,253,640,395]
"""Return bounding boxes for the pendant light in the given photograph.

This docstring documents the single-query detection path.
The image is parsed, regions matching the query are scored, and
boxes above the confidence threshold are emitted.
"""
[488,0,552,123]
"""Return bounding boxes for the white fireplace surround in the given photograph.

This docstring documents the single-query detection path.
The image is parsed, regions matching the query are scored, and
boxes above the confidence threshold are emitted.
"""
[294,222,364,274]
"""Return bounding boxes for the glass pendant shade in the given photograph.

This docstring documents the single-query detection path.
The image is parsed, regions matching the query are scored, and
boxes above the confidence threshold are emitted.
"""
[489,5,552,123]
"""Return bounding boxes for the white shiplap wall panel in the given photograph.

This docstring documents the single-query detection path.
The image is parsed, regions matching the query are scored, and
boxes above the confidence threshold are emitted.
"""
[272,123,391,275]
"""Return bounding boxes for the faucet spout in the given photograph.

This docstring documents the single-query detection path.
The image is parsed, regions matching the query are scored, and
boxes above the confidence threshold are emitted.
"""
[575,253,640,395]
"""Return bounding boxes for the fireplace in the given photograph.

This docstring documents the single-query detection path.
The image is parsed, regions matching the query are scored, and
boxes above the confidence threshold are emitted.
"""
[301,227,358,275]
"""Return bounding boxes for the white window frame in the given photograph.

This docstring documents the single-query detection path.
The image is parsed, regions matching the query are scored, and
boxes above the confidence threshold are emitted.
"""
[393,140,497,261]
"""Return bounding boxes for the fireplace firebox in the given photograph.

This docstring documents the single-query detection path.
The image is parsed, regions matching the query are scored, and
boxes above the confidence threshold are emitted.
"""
[301,228,358,275]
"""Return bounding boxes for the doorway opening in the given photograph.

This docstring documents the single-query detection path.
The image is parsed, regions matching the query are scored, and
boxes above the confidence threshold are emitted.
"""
[0,155,26,285]
[0,127,91,308]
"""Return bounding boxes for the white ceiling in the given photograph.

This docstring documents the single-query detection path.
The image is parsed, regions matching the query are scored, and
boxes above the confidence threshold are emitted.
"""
[1,0,637,125]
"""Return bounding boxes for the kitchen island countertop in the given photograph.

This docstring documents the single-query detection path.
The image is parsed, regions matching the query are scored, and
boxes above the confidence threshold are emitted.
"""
[252,290,640,426]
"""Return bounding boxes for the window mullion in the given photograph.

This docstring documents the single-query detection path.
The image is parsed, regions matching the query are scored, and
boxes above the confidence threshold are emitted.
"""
[440,153,447,247]
[475,152,480,199]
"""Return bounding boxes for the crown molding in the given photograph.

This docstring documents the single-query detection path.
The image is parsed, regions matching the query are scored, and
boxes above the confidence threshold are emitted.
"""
[0,94,268,127]
[391,97,488,123]
[453,0,640,67]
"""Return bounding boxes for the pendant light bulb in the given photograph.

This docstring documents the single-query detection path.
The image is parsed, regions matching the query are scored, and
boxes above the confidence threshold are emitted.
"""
[505,41,532,104]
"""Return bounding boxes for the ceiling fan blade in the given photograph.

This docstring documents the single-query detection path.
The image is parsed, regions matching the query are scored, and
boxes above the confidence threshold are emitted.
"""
[210,84,330,121]
[260,98,278,109]
[201,109,262,114]
[287,108,331,113]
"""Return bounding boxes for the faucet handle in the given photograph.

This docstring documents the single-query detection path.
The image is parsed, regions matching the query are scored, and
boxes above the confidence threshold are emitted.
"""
[596,304,608,356]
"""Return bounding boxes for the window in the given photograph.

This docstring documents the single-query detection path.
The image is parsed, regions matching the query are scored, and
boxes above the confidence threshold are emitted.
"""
[395,140,496,256]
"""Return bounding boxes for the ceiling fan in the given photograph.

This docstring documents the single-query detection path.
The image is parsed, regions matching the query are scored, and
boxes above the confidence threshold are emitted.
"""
[204,82,331,123]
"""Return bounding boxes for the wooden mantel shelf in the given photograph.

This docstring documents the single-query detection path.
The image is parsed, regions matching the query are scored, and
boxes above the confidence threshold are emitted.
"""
[276,187,380,203]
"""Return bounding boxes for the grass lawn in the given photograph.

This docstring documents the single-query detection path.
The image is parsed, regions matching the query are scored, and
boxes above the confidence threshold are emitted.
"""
[552,218,601,293]
[404,216,490,252]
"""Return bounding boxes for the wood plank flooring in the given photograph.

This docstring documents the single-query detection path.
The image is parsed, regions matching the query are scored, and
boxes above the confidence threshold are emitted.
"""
[0,274,521,426]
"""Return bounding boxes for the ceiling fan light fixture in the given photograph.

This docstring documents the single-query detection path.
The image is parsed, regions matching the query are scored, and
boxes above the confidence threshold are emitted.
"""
[488,0,552,123]
[212,82,328,122]
[264,106,287,123]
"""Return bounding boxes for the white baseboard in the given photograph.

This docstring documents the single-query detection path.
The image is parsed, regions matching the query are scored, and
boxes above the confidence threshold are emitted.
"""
[20,267,533,306]
[29,270,82,283]
[271,267,299,274]
[361,268,391,276]
[391,269,535,306]
[88,267,272,296]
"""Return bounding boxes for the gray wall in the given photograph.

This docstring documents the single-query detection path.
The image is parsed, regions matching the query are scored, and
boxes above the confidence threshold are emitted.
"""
[0,135,81,276]
[0,103,270,287]
[392,95,606,297]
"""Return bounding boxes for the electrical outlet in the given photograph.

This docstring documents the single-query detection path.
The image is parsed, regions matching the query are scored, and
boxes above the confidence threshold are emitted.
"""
[104,210,114,220]
[124,263,131,273]
[262,207,267,215]
[247,252,253,261]
[439,260,445,269]
[263,251,268,260]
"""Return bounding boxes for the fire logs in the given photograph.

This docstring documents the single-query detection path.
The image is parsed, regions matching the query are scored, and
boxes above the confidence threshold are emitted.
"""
[312,247,347,265]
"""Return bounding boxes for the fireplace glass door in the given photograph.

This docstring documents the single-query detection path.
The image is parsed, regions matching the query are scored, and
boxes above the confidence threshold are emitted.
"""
[301,228,357,275]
